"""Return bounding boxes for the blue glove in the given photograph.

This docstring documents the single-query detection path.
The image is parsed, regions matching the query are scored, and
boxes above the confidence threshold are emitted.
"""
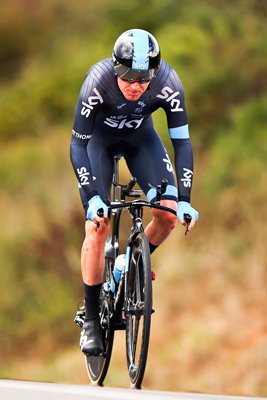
[177,201,199,222]
[86,195,108,221]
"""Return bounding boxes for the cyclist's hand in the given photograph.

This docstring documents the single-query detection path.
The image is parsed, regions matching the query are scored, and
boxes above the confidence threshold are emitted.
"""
[177,201,199,231]
[87,195,108,223]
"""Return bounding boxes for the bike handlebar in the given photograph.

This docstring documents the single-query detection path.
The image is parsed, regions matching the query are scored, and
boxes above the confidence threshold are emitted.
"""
[97,201,192,234]
[96,176,192,234]
[183,213,192,224]
[97,208,104,218]
[107,199,176,215]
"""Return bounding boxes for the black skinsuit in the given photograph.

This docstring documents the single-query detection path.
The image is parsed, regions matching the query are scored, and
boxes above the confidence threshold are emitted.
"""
[70,58,194,213]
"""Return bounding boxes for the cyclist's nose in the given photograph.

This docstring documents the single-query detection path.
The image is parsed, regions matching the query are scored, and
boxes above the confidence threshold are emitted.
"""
[130,81,142,89]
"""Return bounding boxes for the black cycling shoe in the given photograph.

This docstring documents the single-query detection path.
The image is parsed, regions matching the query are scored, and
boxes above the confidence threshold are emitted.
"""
[80,318,103,356]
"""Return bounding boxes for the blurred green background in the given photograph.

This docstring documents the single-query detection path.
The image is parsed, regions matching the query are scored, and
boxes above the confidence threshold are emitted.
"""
[1,0,267,396]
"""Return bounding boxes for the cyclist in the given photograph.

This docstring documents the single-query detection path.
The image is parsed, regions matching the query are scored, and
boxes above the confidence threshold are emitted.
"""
[70,29,199,356]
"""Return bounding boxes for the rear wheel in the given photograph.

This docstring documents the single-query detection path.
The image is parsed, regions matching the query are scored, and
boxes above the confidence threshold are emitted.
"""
[125,232,152,389]
[85,259,114,386]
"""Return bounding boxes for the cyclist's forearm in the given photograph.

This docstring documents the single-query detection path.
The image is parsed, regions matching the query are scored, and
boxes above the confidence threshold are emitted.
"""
[172,138,193,202]
[70,142,98,199]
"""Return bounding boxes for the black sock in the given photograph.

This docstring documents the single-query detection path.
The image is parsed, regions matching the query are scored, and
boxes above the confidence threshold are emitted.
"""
[149,242,158,254]
[84,283,102,320]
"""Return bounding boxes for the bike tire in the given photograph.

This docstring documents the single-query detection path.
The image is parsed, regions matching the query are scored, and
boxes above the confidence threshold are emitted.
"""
[85,259,114,386]
[125,231,152,389]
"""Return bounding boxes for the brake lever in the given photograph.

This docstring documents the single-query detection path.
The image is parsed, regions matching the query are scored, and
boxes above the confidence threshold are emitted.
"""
[184,213,192,236]
[96,208,104,228]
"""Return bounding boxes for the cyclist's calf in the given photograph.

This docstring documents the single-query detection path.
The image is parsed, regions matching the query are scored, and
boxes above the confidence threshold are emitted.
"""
[81,220,110,285]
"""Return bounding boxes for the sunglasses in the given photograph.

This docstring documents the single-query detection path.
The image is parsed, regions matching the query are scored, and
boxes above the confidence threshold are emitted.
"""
[120,77,152,84]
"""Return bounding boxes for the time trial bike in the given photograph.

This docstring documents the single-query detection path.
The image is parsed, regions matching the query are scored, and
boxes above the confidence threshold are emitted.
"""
[74,155,191,389]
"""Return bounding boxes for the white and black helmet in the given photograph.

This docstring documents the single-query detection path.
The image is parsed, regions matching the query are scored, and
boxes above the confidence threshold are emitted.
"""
[113,29,161,82]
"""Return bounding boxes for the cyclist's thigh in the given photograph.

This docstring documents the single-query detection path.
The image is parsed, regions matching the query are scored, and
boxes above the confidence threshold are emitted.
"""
[125,128,178,203]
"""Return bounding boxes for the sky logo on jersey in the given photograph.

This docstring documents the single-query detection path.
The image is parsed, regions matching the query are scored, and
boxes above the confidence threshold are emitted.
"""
[134,100,146,114]
[156,86,184,112]
[81,88,103,118]
[104,117,144,130]
[181,168,193,188]
[163,152,174,172]
[77,167,90,186]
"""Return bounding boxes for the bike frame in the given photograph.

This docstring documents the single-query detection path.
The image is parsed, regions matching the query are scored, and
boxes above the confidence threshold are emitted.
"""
[106,155,179,318]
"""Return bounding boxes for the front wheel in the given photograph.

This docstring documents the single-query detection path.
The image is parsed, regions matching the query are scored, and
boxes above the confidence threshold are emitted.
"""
[125,232,152,389]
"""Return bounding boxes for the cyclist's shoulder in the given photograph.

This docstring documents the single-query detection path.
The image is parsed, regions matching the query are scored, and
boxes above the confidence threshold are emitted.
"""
[87,58,114,79]
[81,58,117,96]
[152,59,185,93]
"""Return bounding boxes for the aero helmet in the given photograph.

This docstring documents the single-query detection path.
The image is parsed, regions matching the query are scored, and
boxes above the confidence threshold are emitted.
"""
[113,29,161,82]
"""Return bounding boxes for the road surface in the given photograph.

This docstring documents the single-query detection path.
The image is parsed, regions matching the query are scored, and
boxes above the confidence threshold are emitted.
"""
[0,380,266,400]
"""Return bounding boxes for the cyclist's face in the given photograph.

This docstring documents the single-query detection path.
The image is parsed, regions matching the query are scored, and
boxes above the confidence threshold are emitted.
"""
[117,78,150,101]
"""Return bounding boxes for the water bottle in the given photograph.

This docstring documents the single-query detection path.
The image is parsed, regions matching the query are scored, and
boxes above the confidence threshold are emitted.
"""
[110,254,125,293]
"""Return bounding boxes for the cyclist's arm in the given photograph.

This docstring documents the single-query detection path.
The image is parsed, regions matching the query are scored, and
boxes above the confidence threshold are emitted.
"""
[157,66,193,203]
[157,65,198,224]
[162,75,193,203]
[171,133,193,203]
[171,130,199,229]
[70,134,98,199]
[70,71,104,199]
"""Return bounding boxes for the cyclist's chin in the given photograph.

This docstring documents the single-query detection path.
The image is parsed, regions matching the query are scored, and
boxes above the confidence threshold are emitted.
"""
[123,92,142,101]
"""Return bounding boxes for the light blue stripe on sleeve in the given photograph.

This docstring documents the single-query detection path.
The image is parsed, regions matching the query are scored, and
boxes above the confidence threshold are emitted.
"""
[146,187,156,203]
[165,185,178,198]
[146,185,178,202]
[169,124,190,139]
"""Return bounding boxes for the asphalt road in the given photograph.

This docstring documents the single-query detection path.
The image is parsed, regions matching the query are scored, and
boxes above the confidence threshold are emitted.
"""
[1,380,267,400]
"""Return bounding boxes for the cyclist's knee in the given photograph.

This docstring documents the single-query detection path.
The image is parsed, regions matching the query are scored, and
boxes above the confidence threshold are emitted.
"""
[152,209,177,231]
[152,200,177,231]
[161,210,177,230]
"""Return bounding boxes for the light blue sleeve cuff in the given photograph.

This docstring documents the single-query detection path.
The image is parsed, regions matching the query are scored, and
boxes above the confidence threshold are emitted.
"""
[146,185,178,202]
[168,124,190,139]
